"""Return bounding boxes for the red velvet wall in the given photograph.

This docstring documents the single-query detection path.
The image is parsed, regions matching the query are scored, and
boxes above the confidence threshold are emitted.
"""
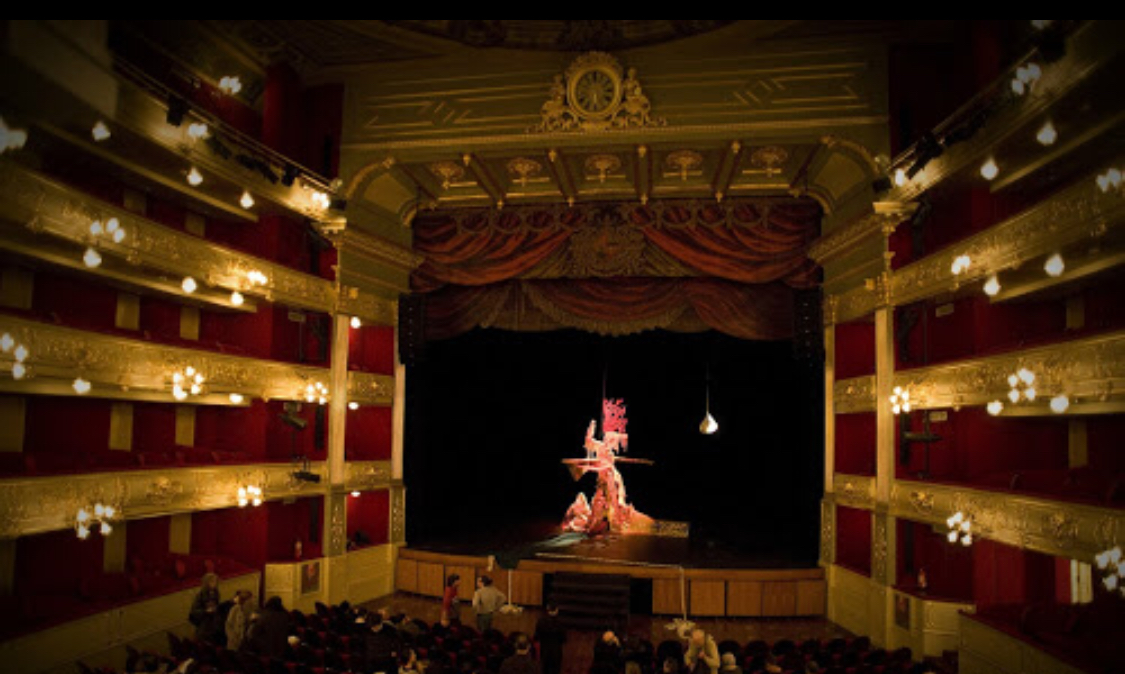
[31,271,118,332]
[973,538,1061,609]
[304,84,344,178]
[265,400,326,461]
[896,519,974,601]
[348,325,395,375]
[198,306,274,359]
[126,516,170,569]
[15,528,104,596]
[835,504,872,576]
[1088,415,1125,472]
[345,406,393,461]
[268,305,332,366]
[834,321,875,380]
[194,402,267,457]
[192,507,269,570]
[266,497,323,562]
[24,396,109,456]
[835,412,876,476]
[263,63,304,160]
[345,489,390,546]
[133,402,177,453]
[896,408,1067,483]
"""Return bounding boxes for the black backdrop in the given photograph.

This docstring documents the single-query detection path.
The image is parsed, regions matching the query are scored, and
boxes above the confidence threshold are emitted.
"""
[404,328,823,565]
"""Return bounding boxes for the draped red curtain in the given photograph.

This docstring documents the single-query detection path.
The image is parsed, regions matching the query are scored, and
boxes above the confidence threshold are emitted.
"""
[411,199,820,340]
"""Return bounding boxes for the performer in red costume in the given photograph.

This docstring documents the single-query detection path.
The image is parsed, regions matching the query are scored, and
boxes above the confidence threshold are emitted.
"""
[562,399,654,535]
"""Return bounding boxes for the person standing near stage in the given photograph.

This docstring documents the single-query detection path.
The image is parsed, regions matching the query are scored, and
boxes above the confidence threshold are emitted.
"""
[441,573,461,625]
[684,629,720,674]
[534,604,566,674]
[472,575,506,632]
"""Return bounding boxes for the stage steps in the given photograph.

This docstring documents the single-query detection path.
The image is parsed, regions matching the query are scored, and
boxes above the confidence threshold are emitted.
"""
[549,572,631,631]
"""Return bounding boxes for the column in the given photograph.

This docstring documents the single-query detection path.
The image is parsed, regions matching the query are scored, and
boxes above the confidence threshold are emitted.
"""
[323,313,350,604]
[873,276,898,646]
[820,299,837,570]
[392,326,406,481]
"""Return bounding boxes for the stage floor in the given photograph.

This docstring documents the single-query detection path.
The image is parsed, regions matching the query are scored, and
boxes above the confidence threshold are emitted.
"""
[410,520,817,570]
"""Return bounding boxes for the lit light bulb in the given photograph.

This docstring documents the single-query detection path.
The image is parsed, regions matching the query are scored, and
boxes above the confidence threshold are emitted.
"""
[1044,253,1065,277]
[100,522,112,536]
[77,524,90,540]
[91,121,111,142]
[173,372,184,385]
[983,275,1001,297]
[350,316,362,329]
[83,247,102,268]
[951,254,972,275]
[1106,575,1119,591]
[173,386,188,401]
[13,345,28,363]
[699,411,719,435]
[187,122,209,140]
[348,401,359,411]
[1036,121,1057,146]
[318,396,327,405]
[194,373,204,385]
[1017,368,1035,385]
[187,167,203,186]
[190,383,201,395]
[90,220,104,236]
[229,393,244,404]
[947,531,958,543]
[230,291,244,306]
[980,158,999,181]
[112,227,125,244]
[104,505,115,519]
[1008,374,1019,388]
[893,168,906,187]
[0,333,12,352]
[94,504,105,517]
[1111,547,1122,564]
[182,276,197,294]
[73,378,91,395]
[1097,552,1111,569]
[351,491,360,498]
[219,76,243,95]
[252,497,261,507]
[0,116,28,152]
[1050,395,1070,413]
[11,362,26,380]
[1011,78,1026,96]
[76,508,90,523]
[185,366,195,377]
[961,534,972,547]
[1024,386,1037,402]
[987,400,1004,416]
[240,190,254,209]
[105,218,119,234]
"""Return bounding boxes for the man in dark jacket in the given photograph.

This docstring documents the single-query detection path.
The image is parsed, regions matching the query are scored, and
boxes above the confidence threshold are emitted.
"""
[533,605,566,674]
[364,612,401,674]
[499,633,541,674]
[247,596,289,659]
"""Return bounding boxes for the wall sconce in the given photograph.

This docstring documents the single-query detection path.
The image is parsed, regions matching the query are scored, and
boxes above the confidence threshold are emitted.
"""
[946,511,973,546]
[237,485,262,508]
[76,502,119,539]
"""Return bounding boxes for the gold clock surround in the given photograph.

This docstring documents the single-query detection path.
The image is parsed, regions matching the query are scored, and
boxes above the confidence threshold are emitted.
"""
[534,51,664,132]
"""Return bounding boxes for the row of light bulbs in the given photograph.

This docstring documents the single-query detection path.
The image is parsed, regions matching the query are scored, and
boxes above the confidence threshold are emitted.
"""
[951,251,1066,293]
[890,369,1072,418]
[1,332,30,380]
[946,511,973,547]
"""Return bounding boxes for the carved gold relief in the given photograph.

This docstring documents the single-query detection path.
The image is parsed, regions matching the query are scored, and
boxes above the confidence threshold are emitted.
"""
[748,146,790,177]
[506,157,544,188]
[820,498,836,564]
[872,513,889,585]
[390,486,406,544]
[0,314,393,405]
[0,161,394,325]
[834,329,1125,412]
[808,202,917,265]
[533,52,665,133]
[664,150,704,181]
[584,154,622,183]
[833,474,876,509]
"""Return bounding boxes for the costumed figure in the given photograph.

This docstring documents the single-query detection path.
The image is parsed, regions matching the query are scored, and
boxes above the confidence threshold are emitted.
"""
[561,398,654,535]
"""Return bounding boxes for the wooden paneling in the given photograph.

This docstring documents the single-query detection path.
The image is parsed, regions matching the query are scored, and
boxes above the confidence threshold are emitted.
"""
[509,570,543,606]
[725,580,763,617]
[445,564,476,601]
[795,580,826,616]
[396,557,418,593]
[652,578,684,615]
[416,561,444,597]
[762,581,798,616]
[690,580,725,616]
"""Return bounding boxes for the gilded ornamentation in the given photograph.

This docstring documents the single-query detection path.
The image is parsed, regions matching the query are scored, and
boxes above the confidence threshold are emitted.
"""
[748,146,790,177]
[834,329,1125,412]
[584,154,622,183]
[1046,512,1080,543]
[390,487,406,543]
[833,474,875,509]
[328,495,347,556]
[0,162,393,325]
[506,157,544,187]
[533,52,664,132]
[345,461,393,490]
[808,202,917,264]
[665,150,704,181]
[567,209,647,278]
[820,498,835,564]
[872,513,889,585]
[909,491,934,514]
[146,476,183,506]
[429,161,466,190]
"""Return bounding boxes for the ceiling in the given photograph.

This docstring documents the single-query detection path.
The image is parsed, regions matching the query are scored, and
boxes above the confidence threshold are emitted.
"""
[392,140,821,210]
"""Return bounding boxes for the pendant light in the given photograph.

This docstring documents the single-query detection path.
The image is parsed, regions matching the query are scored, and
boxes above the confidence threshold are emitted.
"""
[699,365,718,435]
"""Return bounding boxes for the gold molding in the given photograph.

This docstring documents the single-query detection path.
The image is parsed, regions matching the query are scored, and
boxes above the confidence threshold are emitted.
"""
[0,314,393,406]
[0,160,395,326]
[834,329,1125,413]
[320,225,423,274]
[832,473,877,510]
[808,201,916,265]
[0,460,392,539]
[827,158,1125,324]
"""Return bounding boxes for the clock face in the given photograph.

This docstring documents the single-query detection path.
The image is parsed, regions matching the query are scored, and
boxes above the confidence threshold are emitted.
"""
[571,68,620,117]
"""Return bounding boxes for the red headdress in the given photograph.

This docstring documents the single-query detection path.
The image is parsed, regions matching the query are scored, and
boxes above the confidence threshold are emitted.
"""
[602,398,628,436]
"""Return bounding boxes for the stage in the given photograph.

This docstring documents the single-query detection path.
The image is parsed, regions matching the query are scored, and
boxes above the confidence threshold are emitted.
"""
[396,522,827,619]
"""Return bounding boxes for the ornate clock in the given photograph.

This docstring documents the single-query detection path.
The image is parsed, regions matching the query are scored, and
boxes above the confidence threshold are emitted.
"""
[568,61,622,119]
[534,52,664,132]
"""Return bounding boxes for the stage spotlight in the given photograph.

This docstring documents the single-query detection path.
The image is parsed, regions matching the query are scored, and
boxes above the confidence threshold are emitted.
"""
[206,134,232,160]
[279,410,307,430]
[281,164,299,187]
[256,160,280,184]
[166,95,189,127]
[905,132,943,179]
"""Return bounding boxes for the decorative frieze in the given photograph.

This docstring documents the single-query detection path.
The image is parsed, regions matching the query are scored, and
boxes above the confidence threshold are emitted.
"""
[0,160,395,325]
[833,329,1125,413]
[832,474,876,510]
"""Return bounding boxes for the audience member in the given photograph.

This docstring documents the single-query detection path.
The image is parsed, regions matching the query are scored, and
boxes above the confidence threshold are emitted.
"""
[534,604,566,674]
[188,574,221,643]
[246,596,288,659]
[499,633,541,674]
[224,590,253,651]
[684,629,720,674]
[594,630,624,671]
[365,611,402,674]
[472,576,506,632]
[719,652,741,674]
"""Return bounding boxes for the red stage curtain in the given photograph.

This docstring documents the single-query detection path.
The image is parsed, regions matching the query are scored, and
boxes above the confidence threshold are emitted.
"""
[423,278,796,341]
[411,201,820,291]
